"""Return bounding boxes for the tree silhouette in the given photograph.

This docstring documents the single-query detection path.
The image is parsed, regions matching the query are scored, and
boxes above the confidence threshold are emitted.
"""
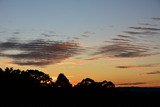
[0,67,54,89]
[0,67,115,89]
[105,81,115,88]
[26,69,53,87]
[75,78,96,88]
[75,78,115,89]
[55,73,72,88]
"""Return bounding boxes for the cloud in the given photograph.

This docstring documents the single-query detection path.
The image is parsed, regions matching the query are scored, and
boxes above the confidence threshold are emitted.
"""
[72,37,80,40]
[41,33,57,37]
[95,40,150,58]
[117,82,146,86]
[81,31,95,37]
[112,38,131,42]
[151,17,160,21]
[85,57,101,60]
[116,35,134,39]
[124,31,158,35]
[13,32,20,35]
[94,32,159,58]
[92,18,160,59]
[41,31,66,37]
[81,34,90,37]
[13,60,53,66]
[57,61,85,65]
[83,31,95,35]
[138,23,157,26]
[129,27,160,31]
[116,66,129,69]
[116,63,160,69]
[146,71,160,75]
[0,38,82,66]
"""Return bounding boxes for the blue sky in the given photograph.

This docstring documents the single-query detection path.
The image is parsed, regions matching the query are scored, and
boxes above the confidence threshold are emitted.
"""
[0,0,160,62]
[0,0,159,42]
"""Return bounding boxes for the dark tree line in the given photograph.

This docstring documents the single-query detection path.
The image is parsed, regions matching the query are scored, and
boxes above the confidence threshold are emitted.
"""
[0,67,158,107]
[0,67,115,89]
[0,67,116,106]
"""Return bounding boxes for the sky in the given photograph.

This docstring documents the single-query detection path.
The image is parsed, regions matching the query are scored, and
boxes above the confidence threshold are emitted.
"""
[0,0,160,87]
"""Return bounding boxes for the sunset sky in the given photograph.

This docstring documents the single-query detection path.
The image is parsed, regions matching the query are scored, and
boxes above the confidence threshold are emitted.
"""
[0,0,160,87]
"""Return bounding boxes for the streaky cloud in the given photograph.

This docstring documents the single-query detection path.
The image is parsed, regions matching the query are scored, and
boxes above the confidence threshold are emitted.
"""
[81,31,95,37]
[72,37,80,40]
[112,38,131,42]
[13,32,20,35]
[14,60,53,66]
[57,61,85,65]
[129,27,160,31]
[81,34,90,37]
[151,17,160,21]
[116,35,134,39]
[83,31,95,35]
[94,41,150,58]
[116,63,160,69]
[124,31,158,35]
[85,57,101,60]
[91,18,160,59]
[41,33,57,37]
[94,32,159,58]
[138,23,157,26]
[146,71,160,75]
[0,38,82,66]
[117,82,146,86]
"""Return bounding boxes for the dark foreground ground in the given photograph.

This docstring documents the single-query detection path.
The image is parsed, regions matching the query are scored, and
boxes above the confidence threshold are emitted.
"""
[0,87,160,107]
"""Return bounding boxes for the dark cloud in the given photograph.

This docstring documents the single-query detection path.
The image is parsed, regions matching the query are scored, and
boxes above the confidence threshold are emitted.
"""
[83,31,95,35]
[41,33,57,37]
[139,23,157,26]
[81,31,95,37]
[85,57,101,60]
[41,31,66,37]
[95,41,149,58]
[13,32,20,34]
[116,66,129,69]
[13,60,53,66]
[112,38,131,42]
[117,82,146,86]
[116,63,160,69]
[92,18,160,59]
[0,38,82,66]
[124,31,158,35]
[129,27,160,31]
[94,31,159,58]
[151,17,160,21]
[72,37,80,40]
[124,22,160,36]
[81,34,90,37]
[116,35,134,39]
[146,71,160,75]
